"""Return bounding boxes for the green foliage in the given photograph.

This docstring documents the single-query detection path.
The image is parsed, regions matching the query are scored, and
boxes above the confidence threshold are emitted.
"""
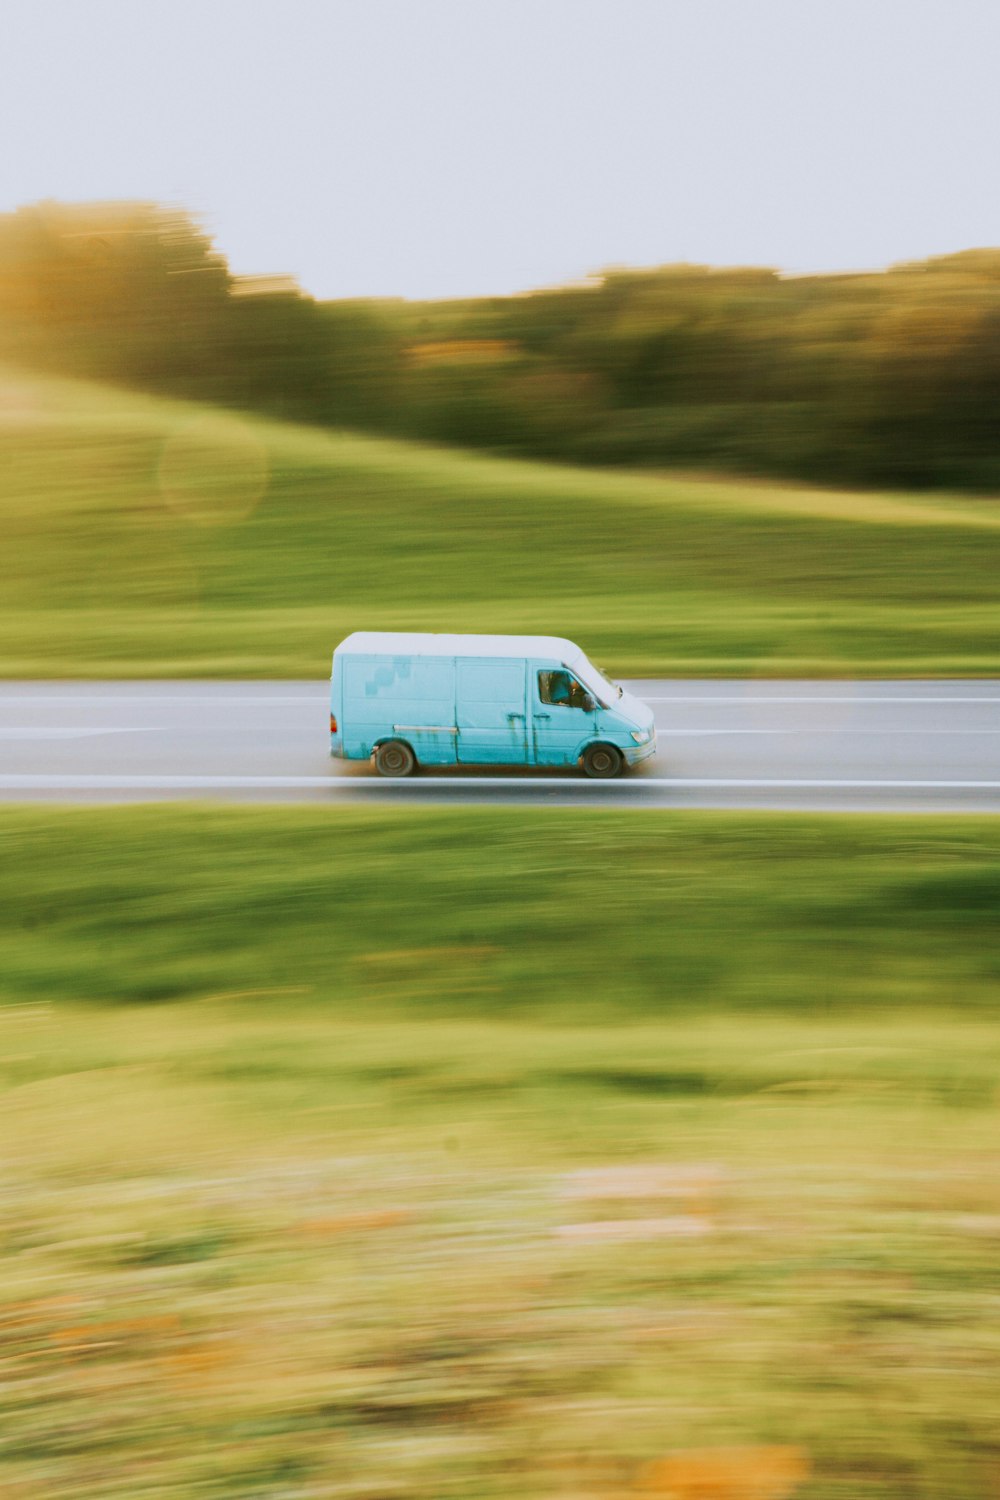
[2,369,998,677]
[382,259,1000,488]
[0,200,333,415]
[6,200,1000,488]
[0,200,230,387]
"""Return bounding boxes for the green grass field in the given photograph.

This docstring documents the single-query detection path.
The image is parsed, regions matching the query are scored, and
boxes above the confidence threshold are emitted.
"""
[3,366,999,678]
[3,808,1000,1497]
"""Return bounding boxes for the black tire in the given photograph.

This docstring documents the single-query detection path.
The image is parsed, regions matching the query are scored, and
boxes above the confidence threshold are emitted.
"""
[374,740,416,778]
[581,742,624,779]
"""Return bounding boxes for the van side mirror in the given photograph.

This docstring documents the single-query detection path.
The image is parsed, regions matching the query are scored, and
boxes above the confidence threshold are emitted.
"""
[582,693,596,713]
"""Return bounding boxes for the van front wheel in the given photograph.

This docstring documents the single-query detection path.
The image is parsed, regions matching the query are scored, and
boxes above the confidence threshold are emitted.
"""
[581,743,623,779]
[374,740,416,778]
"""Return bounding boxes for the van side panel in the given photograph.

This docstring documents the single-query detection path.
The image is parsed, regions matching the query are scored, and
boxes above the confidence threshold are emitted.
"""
[456,657,529,764]
[341,653,457,764]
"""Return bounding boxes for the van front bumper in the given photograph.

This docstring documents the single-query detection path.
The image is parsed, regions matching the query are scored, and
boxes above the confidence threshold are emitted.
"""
[624,735,657,767]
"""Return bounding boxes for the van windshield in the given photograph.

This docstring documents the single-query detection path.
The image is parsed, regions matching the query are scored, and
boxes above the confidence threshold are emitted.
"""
[571,656,621,709]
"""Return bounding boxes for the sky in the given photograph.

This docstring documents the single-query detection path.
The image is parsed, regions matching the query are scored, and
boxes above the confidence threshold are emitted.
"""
[3,0,999,301]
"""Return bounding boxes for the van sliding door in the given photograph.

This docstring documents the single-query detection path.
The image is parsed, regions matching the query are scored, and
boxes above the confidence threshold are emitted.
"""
[456,658,529,765]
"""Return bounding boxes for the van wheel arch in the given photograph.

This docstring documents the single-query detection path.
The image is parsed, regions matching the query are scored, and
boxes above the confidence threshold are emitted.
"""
[580,742,624,779]
[373,739,417,777]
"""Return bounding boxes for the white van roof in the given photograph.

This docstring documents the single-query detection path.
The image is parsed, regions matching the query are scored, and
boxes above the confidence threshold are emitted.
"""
[335,631,584,662]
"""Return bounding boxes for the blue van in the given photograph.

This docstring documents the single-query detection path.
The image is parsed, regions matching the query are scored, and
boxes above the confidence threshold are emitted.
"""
[329,632,656,778]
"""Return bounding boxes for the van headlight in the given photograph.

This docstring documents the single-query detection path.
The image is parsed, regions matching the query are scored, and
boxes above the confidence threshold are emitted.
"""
[631,728,651,744]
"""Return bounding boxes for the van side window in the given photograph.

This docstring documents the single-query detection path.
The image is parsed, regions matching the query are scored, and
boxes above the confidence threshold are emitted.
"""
[538,669,590,710]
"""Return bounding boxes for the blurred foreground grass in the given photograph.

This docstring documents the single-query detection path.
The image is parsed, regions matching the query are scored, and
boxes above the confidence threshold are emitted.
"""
[2,808,1000,1497]
[2,367,1000,677]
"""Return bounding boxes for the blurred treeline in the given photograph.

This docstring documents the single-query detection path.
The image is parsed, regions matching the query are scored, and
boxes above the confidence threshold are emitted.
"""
[5,199,1000,489]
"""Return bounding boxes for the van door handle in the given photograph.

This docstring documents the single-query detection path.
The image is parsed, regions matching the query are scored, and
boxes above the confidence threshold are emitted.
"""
[535,712,551,720]
[507,712,525,722]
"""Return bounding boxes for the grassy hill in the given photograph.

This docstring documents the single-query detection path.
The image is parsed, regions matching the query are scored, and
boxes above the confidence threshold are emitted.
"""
[3,366,999,677]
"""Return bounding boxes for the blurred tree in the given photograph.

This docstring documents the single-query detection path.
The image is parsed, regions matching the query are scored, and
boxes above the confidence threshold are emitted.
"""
[0,200,232,385]
[4,200,1000,490]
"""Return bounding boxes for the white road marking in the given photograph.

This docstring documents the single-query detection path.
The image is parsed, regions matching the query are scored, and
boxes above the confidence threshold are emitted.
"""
[643,695,1000,704]
[0,774,998,791]
[653,778,1000,790]
[0,728,157,740]
[1,691,998,706]
[0,695,322,705]
[652,728,1000,736]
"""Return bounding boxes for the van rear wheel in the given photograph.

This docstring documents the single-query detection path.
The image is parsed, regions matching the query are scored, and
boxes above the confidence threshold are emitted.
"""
[374,740,416,778]
[582,743,623,779]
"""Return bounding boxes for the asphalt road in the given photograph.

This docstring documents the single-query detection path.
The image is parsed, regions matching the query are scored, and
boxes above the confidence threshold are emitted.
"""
[0,680,998,812]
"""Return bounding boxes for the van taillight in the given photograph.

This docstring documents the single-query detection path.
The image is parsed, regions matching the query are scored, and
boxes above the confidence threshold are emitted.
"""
[330,714,338,733]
